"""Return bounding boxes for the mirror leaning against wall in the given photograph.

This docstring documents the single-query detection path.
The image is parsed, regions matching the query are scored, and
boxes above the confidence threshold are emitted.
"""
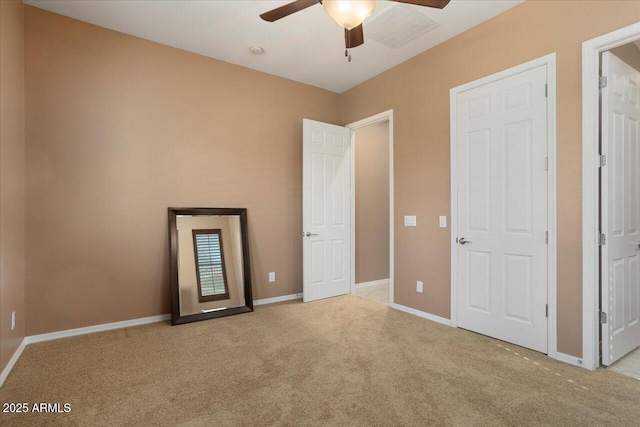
[168,208,253,325]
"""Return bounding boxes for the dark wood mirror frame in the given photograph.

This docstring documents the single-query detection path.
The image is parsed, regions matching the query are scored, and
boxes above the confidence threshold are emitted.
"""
[168,207,253,325]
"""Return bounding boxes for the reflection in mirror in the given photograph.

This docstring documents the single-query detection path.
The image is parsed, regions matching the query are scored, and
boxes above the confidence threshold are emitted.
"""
[169,208,253,325]
[177,215,245,315]
[192,229,230,302]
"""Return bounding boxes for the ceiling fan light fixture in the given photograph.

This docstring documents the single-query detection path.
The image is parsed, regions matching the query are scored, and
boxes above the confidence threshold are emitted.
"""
[322,0,378,30]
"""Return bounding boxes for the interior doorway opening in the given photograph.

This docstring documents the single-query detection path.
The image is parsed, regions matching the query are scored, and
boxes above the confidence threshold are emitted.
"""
[598,41,640,378]
[582,21,640,372]
[347,111,394,306]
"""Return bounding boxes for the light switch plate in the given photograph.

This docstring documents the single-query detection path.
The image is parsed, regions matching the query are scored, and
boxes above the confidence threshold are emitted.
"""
[439,216,447,228]
[404,215,417,227]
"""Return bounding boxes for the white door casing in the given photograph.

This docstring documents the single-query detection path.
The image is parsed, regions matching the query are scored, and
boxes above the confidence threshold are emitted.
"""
[601,52,640,366]
[302,119,352,302]
[454,64,549,353]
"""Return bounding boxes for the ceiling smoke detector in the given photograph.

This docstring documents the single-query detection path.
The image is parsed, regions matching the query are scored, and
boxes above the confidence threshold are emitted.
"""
[249,46,265,55]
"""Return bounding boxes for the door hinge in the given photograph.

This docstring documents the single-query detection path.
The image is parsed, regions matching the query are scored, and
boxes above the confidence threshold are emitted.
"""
[545,304,548,318]
[545,231,549,244]
[599,154,607,168]
[545,157,548,171]
[599,76,608,89]
[545,83,548,98]
[599,311,608,324]
[599,233,606,246]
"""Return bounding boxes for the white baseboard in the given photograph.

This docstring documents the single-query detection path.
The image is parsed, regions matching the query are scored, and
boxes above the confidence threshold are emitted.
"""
[355,279,390,289]
[553,352,585,368]
[391,303,451,327]
[26,314,171,345]
[0,338,27,388]
[254,293,302,306]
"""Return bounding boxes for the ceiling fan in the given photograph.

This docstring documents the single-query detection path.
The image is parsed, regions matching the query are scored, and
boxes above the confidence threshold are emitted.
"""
[260,0,450,61]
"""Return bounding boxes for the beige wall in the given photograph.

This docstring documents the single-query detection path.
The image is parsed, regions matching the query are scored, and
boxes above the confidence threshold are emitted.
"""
[340,0,640,357]
[176,215,245,315]
[24,6,340,335]
[0,0,26,373]
[609,42,640,72]
[355,121,389,284]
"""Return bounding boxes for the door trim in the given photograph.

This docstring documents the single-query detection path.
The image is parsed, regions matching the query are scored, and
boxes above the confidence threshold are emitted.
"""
[347,110,394,306]
[450,53,558,359]
[582,22,640,371]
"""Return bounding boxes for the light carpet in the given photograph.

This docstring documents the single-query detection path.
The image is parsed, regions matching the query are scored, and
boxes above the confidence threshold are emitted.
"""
[1,295,639,426]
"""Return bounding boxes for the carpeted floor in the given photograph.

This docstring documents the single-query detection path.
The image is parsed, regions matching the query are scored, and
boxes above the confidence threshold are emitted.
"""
[1,295,639,426]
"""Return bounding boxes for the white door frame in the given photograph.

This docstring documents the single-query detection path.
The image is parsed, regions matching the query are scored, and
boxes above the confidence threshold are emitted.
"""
[581,22,640,372]
[347,110,395,306]
[450,53,558,360]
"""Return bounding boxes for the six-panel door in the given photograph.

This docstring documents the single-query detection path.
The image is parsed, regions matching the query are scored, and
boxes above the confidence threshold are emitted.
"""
[302,119,352,303]
[456,65,549,353]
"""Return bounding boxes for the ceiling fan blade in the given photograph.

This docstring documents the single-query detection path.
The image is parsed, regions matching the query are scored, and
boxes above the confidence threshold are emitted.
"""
[260,0,319,22]
[389,0,450,9]
[345,24,364,49]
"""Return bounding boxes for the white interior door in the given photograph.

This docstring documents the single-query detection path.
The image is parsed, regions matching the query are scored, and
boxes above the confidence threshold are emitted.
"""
[302,119,351,302]
[601,52,640,366]
[455,65,549,353]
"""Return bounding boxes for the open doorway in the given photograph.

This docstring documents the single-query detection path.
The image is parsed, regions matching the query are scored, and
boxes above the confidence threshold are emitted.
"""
[582,22,640,373]
[599,41,640,379]
[301,113,393,304]
[347,111,394,306]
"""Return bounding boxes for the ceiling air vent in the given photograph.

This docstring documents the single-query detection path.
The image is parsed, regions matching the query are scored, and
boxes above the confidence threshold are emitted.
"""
[365,4,439,49]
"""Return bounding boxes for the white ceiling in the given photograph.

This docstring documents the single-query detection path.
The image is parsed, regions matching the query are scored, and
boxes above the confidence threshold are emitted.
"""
[24,0,524,93]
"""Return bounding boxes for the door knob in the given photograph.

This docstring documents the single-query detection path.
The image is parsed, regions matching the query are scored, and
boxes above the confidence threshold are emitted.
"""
[304,232,318,237]
[458,237,472,245]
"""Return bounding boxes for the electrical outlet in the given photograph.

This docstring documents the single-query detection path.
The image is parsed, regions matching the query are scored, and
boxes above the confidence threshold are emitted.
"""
[269,272,276,283]
[416,281,423,293]
[11,311,15,331]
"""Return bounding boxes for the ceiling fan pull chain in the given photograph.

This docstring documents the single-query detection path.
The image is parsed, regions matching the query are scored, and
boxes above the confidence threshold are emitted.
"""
[346,29,350,59]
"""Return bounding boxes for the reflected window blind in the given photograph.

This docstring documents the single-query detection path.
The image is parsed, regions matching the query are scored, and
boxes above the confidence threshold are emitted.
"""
[192,229,229,302]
